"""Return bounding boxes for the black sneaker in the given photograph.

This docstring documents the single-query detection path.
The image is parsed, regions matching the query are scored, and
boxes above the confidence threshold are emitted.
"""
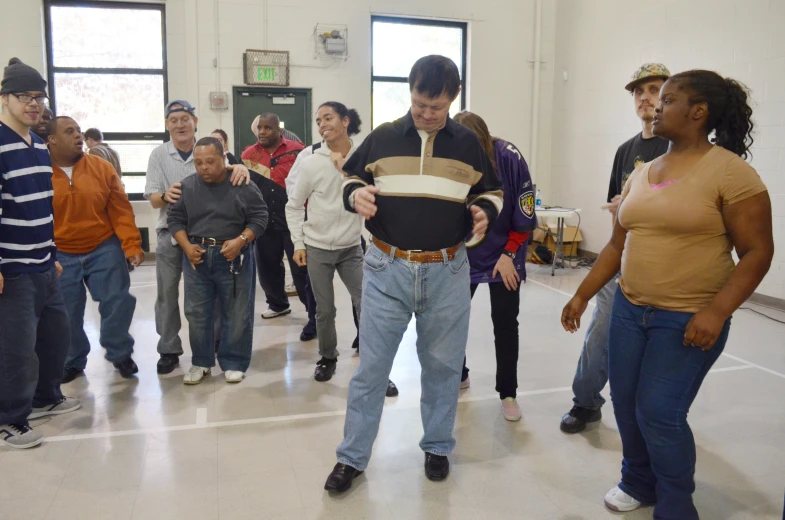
[314,357,337,382]
[62,367,84,384]
[386,380,399,397]
[560,406,602,434]
[351,336,359,351]
[113,358,138,378]
[157,354,180,374]
[424,453,450,481]
[300,328,317,342]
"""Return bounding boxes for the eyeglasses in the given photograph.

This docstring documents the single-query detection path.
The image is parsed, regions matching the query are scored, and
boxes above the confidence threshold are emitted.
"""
[11,93,48,105]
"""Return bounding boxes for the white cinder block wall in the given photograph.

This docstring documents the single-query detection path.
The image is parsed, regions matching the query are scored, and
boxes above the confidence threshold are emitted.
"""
[549,0,785,300]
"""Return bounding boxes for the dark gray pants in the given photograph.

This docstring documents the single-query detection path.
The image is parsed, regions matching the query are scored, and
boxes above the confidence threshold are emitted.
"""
[306,245,363,360]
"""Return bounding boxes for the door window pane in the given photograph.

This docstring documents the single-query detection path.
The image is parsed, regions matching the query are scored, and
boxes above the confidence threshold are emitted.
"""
[50,6,163,69]
[55,73,165,133]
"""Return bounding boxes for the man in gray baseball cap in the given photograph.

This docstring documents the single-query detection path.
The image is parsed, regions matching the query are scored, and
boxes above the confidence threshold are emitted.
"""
[144,99,252,375]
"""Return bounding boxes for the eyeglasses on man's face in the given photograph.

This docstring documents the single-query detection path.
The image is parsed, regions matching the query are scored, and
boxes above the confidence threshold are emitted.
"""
[11,93,49,105]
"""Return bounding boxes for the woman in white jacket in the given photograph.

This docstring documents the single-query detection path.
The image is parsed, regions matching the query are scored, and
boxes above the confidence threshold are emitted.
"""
[285,102,397,396]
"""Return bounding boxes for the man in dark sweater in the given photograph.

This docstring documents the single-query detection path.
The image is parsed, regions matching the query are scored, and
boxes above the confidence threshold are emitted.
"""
[168,137,268,385]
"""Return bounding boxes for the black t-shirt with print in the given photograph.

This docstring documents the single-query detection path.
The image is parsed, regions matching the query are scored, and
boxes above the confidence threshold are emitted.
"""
[607,133,669,202]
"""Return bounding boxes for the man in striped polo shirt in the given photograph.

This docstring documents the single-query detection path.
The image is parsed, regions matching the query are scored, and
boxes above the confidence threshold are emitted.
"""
[325,55,503,492]
[0,58,80,449]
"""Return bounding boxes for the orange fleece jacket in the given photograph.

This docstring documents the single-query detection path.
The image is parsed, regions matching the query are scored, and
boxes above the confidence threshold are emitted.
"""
[52,154,143,257]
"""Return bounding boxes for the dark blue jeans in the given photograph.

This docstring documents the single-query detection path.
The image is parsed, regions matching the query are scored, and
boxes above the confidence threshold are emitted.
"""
[58,236,136,369]
[609,287,730,520]
[0,265,69,425]
[182,243,256,372]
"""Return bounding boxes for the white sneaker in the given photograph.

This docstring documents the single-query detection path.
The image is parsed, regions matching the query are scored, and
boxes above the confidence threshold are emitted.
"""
[29,396,81,420]
[604,486,642,512]
[501,397,522,422]
[183,366,211,385]
[460,376,470,390]
[261,308,292,319]
[225,370,245,384]
[0,423,43,449]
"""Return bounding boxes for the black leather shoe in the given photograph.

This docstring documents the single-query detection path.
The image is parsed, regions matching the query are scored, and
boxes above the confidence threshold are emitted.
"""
[424,453,450,481]
[113,358,138,378]
[300,329,317,342]
[386,380,399,397]
[157,354,180,375]
[324,462,363,493]
[314,357,337,382]
[560,406,602,434]
[351,336,359,350]
[62,367,84,384]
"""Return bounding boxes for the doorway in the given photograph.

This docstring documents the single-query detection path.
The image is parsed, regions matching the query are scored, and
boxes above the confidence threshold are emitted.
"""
[232,87,313,158]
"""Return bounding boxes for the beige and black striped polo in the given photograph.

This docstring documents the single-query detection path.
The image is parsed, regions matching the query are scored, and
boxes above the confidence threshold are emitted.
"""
[342,111,503,251]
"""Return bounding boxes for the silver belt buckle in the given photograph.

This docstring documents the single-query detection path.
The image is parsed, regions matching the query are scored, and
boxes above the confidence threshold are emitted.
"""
[407,249,422,261]
[207,238,217,246]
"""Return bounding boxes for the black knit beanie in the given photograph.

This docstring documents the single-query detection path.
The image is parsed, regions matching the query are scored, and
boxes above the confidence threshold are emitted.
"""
[0,58,48,95]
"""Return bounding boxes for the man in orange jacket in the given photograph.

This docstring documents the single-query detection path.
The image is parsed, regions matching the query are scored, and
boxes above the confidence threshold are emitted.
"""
[47,116,144,383]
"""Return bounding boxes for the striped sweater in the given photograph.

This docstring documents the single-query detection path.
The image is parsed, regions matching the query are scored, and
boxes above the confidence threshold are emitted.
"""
[0,123,57,275]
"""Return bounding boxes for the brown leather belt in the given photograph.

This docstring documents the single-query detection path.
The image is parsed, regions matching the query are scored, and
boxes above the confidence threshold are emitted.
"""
[371,237,461,263]
[190,236,226,246]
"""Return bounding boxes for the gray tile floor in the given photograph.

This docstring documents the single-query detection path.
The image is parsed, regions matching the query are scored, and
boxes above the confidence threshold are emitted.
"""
[1,262,784,519]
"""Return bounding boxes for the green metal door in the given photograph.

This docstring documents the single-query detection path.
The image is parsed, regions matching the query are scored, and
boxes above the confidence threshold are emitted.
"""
[232,87,312,158]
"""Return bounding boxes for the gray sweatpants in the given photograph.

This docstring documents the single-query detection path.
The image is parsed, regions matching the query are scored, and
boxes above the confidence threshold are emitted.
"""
[305,244,363,360]
[155,230,184,356]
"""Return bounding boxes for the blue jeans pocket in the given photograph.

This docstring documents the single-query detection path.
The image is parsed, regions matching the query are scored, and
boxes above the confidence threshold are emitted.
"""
[363,249,390,272]
[447,248,468,274]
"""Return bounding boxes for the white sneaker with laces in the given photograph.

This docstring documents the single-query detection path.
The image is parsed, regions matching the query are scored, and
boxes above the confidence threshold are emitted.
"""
[261,308,292,319]
[0,423,43,449]
[183,366,211,385]
[29,396,81,420]
[225,370,245,383]
[604,486,642,512]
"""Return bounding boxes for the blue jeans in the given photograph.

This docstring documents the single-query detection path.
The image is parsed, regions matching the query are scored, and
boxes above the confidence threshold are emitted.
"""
[609,287,730,520]
[336,242,471,471]
[182,242,256,372]
[0,265,69,425]
[58,236,136,369]
[571,274,619,410]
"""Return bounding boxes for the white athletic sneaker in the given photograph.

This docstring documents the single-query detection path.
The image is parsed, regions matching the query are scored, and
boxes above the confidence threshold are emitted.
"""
[261,308,292,319]
[29,396,82,420]
[604,486,642,512]
[0,423,44,449]
[460,376,471,390]
[224,370,245,384]
[183,366,211,385]
[501,397,522,422]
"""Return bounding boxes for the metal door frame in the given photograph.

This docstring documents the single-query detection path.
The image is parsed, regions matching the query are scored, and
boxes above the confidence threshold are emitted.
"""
[232,86,313,157]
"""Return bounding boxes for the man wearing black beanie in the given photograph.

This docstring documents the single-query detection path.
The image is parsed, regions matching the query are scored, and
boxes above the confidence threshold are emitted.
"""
[0,58,80,449]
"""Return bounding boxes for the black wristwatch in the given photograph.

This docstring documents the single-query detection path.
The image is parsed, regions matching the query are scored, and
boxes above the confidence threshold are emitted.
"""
[502,250,516,260]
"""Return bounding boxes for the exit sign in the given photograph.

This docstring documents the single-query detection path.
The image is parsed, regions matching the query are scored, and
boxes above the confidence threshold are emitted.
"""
[255,66,278,83]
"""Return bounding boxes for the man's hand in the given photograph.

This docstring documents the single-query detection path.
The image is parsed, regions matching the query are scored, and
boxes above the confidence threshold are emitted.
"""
[220,238,244,261]
[227,164,251,186]
[470,205,489,235]
[601,195,622,214]
[164,182,182,204]
[129,253,145,267]
[185,244,206,269]
[293,249,307,267]
[683,307,727,351]
[561,295,589,333]
[330,151,346,173]
[55,261,63,277]
[354,186,381,219]
[493,254,520,291]
[0,272,4,294]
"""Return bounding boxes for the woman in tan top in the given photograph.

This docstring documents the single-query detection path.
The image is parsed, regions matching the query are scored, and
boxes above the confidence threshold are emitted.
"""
[561,70,773,519]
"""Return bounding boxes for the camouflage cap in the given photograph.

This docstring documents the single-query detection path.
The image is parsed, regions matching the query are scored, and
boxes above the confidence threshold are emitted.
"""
[625,63,671,92]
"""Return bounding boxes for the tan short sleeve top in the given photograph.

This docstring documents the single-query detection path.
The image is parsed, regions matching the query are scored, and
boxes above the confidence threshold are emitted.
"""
[617,146,768,313]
